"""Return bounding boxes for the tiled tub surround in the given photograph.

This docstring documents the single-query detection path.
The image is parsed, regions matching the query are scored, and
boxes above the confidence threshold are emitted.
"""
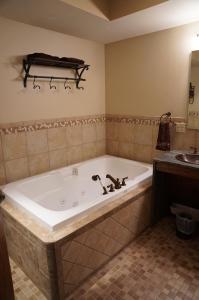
[0,115,106,185]
[106,115,198,164]
[1,180,152,299]
[0,113,198,184]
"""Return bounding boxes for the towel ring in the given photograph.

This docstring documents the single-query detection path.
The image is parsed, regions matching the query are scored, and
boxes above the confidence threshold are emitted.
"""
[160,112,171,123]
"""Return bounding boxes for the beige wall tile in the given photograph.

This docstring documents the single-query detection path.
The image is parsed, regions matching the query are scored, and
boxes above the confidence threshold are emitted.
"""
[96,123,106,141]
[133,144,152,163]
[29,153,49,176]
[48,128,67,151]
[106,140,119,156]
[62,261,73,282]
[84,228,109,254]
[61,241,72,258]
[66,126,82,146]
[152,125,159,146]
[101,218,132,245]
[68,146,82,165]
[82,125,97,143]
[74,231,89,244]
[118,123,134,143]
[26,130,48,155]
[0,162,6,185]
[5,158,29,182]
[96,140,106,157]
[82,143,96,160]
[106,122,118,141]
[62,241,81,263]
[0,135,3,162]
[64,264,92,285]
[88,249,109,269]
[64,283,76,297]
[118,142,133,159]
[75,244,94,268]
[134,125,153,146]
[172,129,196,150]
[2,133,27,160]
[105,238,123,256]
[49,148,67,170]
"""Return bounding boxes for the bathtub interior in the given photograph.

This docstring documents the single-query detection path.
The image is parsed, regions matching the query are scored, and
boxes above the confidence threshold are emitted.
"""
[15,156,150,209]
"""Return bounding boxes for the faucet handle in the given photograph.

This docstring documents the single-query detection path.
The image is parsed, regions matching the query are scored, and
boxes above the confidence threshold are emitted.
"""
[116,178,122,188]
[121,177,128,186]
[190,146,197,154]
[107,184,115,192]
[102,186,108,195]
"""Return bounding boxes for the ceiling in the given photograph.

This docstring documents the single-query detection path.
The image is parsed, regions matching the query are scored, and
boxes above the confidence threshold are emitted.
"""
[61,0,167,21]
[0,0,199,43]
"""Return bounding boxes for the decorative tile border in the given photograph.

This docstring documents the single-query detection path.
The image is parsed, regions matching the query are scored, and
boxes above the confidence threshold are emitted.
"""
[106,114,160,126]
[0,115,106,135]
[106,114,185,126]
[0,114,186,135]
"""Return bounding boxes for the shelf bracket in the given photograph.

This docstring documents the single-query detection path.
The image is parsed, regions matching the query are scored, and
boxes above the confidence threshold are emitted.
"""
[75,65,89,89]
[23,60,32,88]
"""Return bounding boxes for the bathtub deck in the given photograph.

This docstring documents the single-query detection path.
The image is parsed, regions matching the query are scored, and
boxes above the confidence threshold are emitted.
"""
[11,217,199,300]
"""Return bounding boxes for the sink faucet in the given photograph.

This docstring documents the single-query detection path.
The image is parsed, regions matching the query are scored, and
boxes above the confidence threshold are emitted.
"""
[106,174,121,189]
[190,146,197,154]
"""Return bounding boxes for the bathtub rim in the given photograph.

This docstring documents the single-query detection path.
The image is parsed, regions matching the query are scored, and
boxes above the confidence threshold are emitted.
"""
[3,155,152,231]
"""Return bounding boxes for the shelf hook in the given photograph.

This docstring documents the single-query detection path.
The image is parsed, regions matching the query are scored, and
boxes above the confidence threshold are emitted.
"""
[64,79,71,90]
[49,77,56,90]
[33,76,40,90]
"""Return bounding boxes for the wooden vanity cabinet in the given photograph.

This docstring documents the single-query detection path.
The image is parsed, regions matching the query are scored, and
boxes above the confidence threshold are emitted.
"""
[152,159,199,223]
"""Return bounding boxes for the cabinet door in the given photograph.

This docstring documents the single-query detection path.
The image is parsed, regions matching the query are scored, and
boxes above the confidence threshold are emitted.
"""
[0,210,14,300]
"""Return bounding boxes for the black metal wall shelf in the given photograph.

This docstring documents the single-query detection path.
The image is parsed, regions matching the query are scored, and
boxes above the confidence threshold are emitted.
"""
[23,55,89,89]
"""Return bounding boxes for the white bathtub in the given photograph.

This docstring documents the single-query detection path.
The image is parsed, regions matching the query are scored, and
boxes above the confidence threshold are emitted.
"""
[3,155,152,230]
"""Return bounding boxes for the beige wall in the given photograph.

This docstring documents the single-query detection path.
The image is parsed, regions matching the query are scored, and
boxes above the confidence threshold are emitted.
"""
[106,21,199,118]
[0,17,105,123]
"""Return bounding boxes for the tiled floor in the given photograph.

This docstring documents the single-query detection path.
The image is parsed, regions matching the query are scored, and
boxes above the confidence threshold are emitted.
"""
[10,259,46,300]
[11,218,199,300]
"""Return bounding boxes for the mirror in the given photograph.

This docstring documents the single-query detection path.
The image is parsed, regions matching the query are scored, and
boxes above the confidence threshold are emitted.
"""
[187,50,199,129]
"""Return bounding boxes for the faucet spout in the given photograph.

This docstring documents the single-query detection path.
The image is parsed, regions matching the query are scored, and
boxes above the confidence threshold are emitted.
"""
[106,174,121,189]
[190,146,197,154]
